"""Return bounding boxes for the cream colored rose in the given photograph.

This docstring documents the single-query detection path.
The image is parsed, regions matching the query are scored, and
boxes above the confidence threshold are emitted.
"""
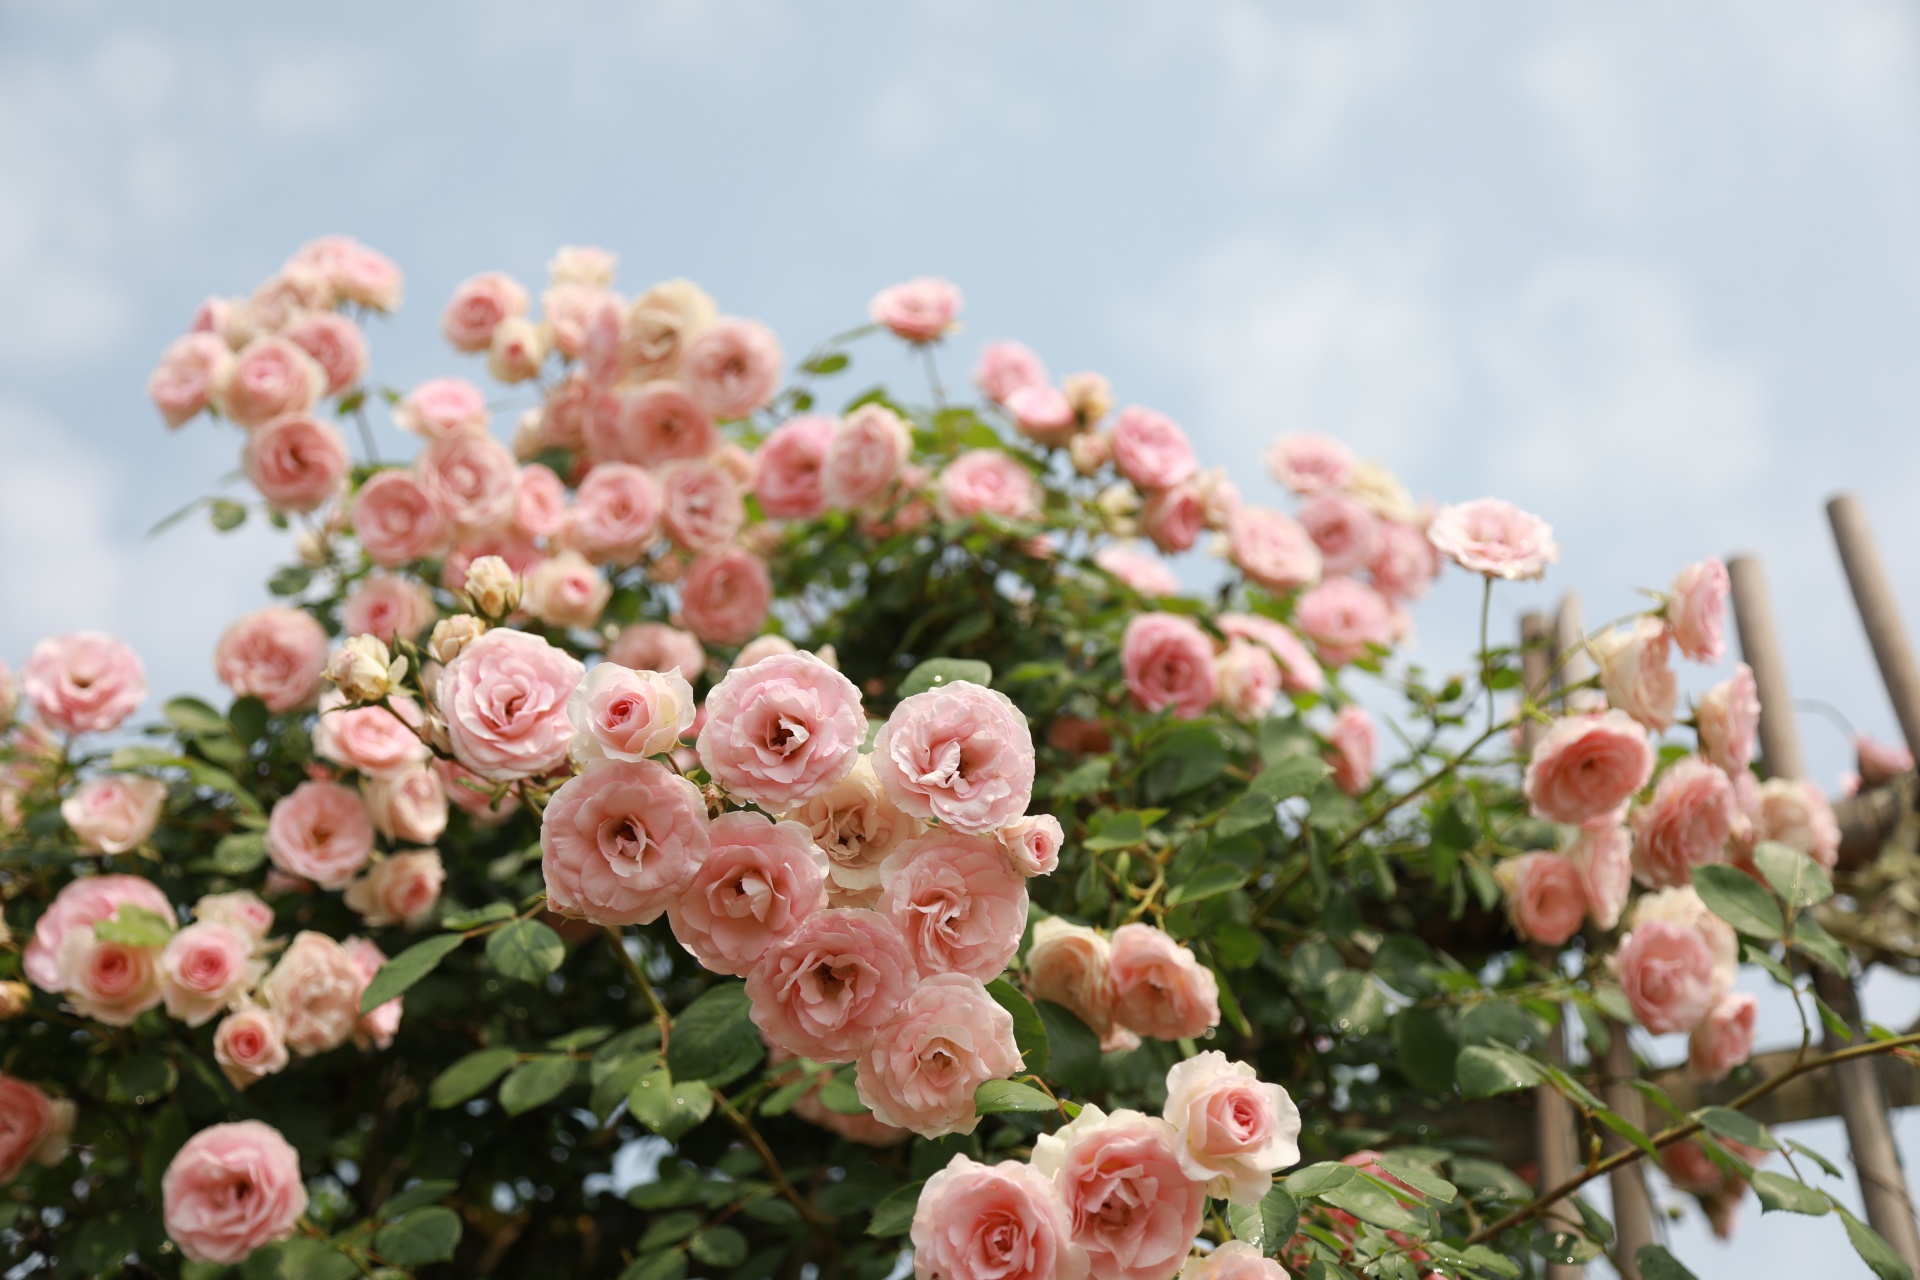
[783,755,917,905]
[620,279,716,380]
[344,850,446,928]
[360,765,449,845]
[1025,916,1117,1041]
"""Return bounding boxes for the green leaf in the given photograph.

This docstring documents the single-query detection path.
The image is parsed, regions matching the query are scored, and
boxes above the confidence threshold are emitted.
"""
[94,904,176,947]
[817,1071,866,1114]
[1694,1106,1779,1150]
[619,1252,688,1280]
[666,982,764,1088]
[378,1180,458,1219]
[430,1047,519,1109]
[207,832,268,875]
[1250,755,1330,801]
[974,1079,1056,1114]
[1370,1153,1456,1203]
[802,351,850,376]
[1449,1156,1534,1202]
[1692,864,1786,939]
[629,1069,714,1140]
[1164,863,1249,906]
[592,1052,662,1120]
[486,919,566,984]
[1751,1170,1830,1216]
[228,695,269,743]
[867,1181,925,1238]
[1592,1107,1659,1162]
[986,979,1049,1075]
[1051,756,1113,799]
[1258,1183,1299,1253]
[372,1206,462,1265]
[1318,1180,1423,1232]
[1391,1007,1459,1094]
[164,696,231,735]
[362,933,465,1012]
[689,1227,748,1267]
[209,498,248,531]
[141,1105,189,1197]
[267,566,314,597]
[899,659,993,698]
[108,1051,178,1106]
[274,1240,359,1280]
[1084,810,1149,851]
[441,902,516,931]
[1752,841,1834,909]
[499,1054,577,1115]
[1839,1205,1917,1280]
[1324,970,1386,1036]
[1455,1045,1544,1098]
[1634,1244,1700,1279]
[639,1210,704,1249]
[1284,1162,1356,1197]
[1787,1139,1845,1180]
[1793,914,1852,973]
[1035,999,1102,1094]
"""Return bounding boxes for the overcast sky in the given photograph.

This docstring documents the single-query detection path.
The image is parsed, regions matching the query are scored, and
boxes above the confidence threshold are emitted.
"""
[4,2,1920,1271]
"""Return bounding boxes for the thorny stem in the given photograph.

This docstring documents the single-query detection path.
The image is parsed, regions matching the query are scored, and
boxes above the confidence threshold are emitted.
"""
[602,926,668,1053]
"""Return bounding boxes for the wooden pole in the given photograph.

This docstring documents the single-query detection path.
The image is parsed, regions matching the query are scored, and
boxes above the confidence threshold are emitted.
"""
[1829,495,1920,761]
[1728,550,1920,1270]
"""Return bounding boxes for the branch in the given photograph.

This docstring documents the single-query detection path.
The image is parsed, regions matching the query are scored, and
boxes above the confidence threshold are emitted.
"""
[709,1087,834,1236]
[602,926,669,1053]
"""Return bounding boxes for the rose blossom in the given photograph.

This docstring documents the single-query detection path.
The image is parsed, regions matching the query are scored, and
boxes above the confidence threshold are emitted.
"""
[1122,614,1218,720]
[1218,614,1323,695]
[620,279,717,378]
[418,431,518,535]
[733,635,798,667]
[523,551,612,629]
[1070,432,1110,476]
[393,377,489,440]
[784,755,918,906]
[282,311,367,394]
[313,693,430,778]
[324,635,399,704]
[753,415,836,519]
[974,341,1050,403]
[588,380,719,467]
[679,548,774,645]
[436,627,584,780]
[22,631,148,734]
[1109,407,1199,490]
[872,681,1034,834]
[360,765,449,845]
[1567,823,1633,930]
[1325,704,1375,796]
[1427,498,1559,580]
[159,922,258,1027]
[261,932,364,1055]
[1590,619,1678,732]
[1110,924,1219,1041]
[55,914,164,1025]
[1227,507,1323,594]
[353,470,449,566]
[488,316,548,383]
[149,333,234,427]
[683,317,783,419]
[1680,989,1761,1087]
[0,1076,73,1184]
[1182,1242,1288,1280]
[162,1120,307,1265]
[442,271,529,352]
[1522,711,1656,826]
[546,244,616,287]
[341,937,401,1049]
[940,449,1043,522]
[62,774,167,854]
[218,337,324,429]
[1494,853,1587,946]
[342,576,436,646]
[344,850,446,928]
[1006,384,1077,447]
[23,875,173,993]
[855,972,1021,1138]
[668,811,824,975]
[564,463,661,565]
[1614,919,1717,1034]
[195,891,275,943]
[1631,758,1738,887]
[1266,433,1355,495]
[1162,1051,1303,1204]
[609,622,706,680]
[1695,663,1761,777]
[240,411,350,513]
[1094,544,1180,596]
[1754,778,1840,871]
[1299,494,1382,577]
[659,459,746,552]
[745,907,919,1062]
[999,813,1064,877]
[912,1153,1088,1280]
[464,550,524,622]
[823,404,912,510]
[570,662,696,764]
[266,779,374,888]
[1630,886,1738,988]
[513,463,568,540]
[1140,483,1205,553]
[1295,578,1396,667]
[1026,918,1119,1042]
[699,652,863,809]
[541,759,710,926]
[213,1006,289,1089]
[286,235,402,311]
[878,830,1028,981]
[215,608,329,713]
[1668,559,1730,663]
[1367,519,1440,603]
[1032,1105,1206,1280]
[871,277,963,341]
[543,282,612,360]
[1858,733,1914,786]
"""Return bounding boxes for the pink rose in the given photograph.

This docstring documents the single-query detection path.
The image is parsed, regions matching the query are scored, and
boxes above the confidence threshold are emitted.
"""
[620,280,717,379]
[823,405,912,510]
[683,318,783,420]
[266,779,374,888]
[1631,758,1737,887]
[857,973,1021,1138]
[733,635,798,667]
[213,1006,290,1089]
[22,631,148,734]
[56,920,163,1025]
[1299,495,1381,578]
[878,830,1028,981]
[543,282,612,360]
[999,813,1064,877]
[1006,384,1077,447]
[0,1076,72,1184]
[261,931,364,1055]
[1427,498,1559,581]
[912,1153,1088,1280]
[314,693,430,779]
[442,272,530,352]
[541,759,710,926]
[523,551,611,629]
[1109,924,1219,1041]
[1227,507,1323,594]
[1218,614,1323,695]
[195,891,275,942]
[1493,852,1587,946]
[1522,711,1655,826]
[1368,520,1440,602]
[1181,1242,1289,1280]
[1295,578,1395,667]
[1265,434,1355,496]
[783,755,917,905]
[679,548,774,645]
[1753,778,1840,871]
[668,811,825,976]
[1032,1105,1207,1280]
[753,415,837,519]
[565,463,661,565]
[1026,918,1119,1043]
[1630,887,1738,988]
[570,662,696,764]
[1095,544,1180,597]
[360,765,449,845]
[438,757,519,824]
[419,432,518,534]
[974,341,1050,404]
[587,381,719,467]
[1162,1051,1303,1204]
[515,464,569,539]
[698,652,864,809]
[940,449,1043,522]
[871,277,963,342]
[344,849,446,928]
[61,774,167,854]
[159,922,257,1027]
[745,907,918,1062]
[162,1121,307,1265]
[353,470,449,566]
[1688,990,1758,1084]
[436,628,584,780]
[872,681,1034,834]
[1123,614,1218,719]
[1591,619,1678,732]
[609,622,707,681]
[342,576,436,646]
[1109,407,1199,490]
[282,312,367,395]
[215,607,329,713]
[1614,919,1717,1034]
[1857,734,1914,786]
[23,875,172,993]
[1140,483,1205,553]
[219,337,324,429]
[488,316,548,383]
[1325,704,1375,796]
[661,459,746,553]
[394,378,489,440]
[1668,559,1730,663]
[1213,642,1279,723]
[149,333,234,427]
[1567,824,1633,930]
[286,235,403,311]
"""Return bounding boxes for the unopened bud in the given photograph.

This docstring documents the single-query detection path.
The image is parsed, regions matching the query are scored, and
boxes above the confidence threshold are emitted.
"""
[465,555,521,620]
[1070,431,1111,477]
[296,529,330,567]
[429,615,487,665]
[326,635,395,703]
[1063,371,1112,426]
[0,981,27,1020]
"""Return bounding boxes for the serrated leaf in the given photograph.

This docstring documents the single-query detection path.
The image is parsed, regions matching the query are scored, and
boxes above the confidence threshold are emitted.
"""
[666,982,763,1089]
[974,1079,1056,1114]
[898,660,993,698]
[1786,1139,1845,1179]
[1751,1170,1830,1216]
[1634,1244,1699,1280]
[1370,1153,1456,1203]
[1318,1180,1423,1232]
[1839,1206,1916,1280]
[372,1206,462,1265]
[499,1054,576,1115]
[486,919,565,984]
[1284,1162,1356,1197]
[429,1048,520,1109]
[1694,1105,1779,1150]
[986,979,1049,1076]
[362,933,464,1012]
[1251,754,1329,801]
[1455,1044,1543,1097]
[866,1181,925,1237]
[629,1069,713,1140]
[1693,863,1786,939]
[1752,841,1834,909]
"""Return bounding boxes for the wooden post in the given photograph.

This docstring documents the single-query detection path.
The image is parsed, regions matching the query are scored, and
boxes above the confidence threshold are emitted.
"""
[1728,550,1920,1270]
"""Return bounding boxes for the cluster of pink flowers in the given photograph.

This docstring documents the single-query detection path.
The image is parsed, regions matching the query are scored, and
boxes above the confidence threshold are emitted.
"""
[1025,918,1222,1049]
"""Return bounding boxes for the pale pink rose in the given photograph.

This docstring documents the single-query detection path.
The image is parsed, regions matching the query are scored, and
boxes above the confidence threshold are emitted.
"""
[266,780,374,888]
[1631,758,1737,887]
[1070,431,1111,476]
[1523,711,1656,826]
[1218,614,1323,695]
[313,693,430,779]
[360,766,448,846]
[213,1006,289,1089]
[856,972,1020,1138]
[1162,1051,1303,1204]
[569,662,696,764]
[940,450,1043,523]
[1026,918,1118,1042]
[546,245,617,288]
[541,759,710,926]
[1494,853,1587,946]
[913,1153,1089,1280]
[784,754,917,905]
[1568,824,1633,930]
[1299,495,1382,578]
[1109,924,1219,1041]
[282,312,367,395]
[442,272,530,352]
[342,577,436,646]
[1006,384,1077,447]
[162,1120,307,1264]
[158,922,257,1027]
[1214,642,1279,724]
[1689,668,1757,780]
[514,463,568,540]
[542,282,613,360]
[23,875,172,993]
[194,891,275,942]
[1325,704,1375,796]
[394,377,489,441]
[353,470,449,566]
[1614,920,1717,1034]
[871,277,963,341]
[587,381,719,468]
[260,932,362,1055]
[189,295,245,346]
[878,830,1028,981]
[974,341,1050,404]
[1109,407,1198,490]
[523,551,611,629]
[1668,559,1730,663]
[61,774,167,854]
[1591,619,1678,732]
[1858,734,1914,786]
[1688,990,1758,1083]
[1265,434,1355,496]
[679,548,773,645]
[149,333,235,427]
[1753,778,1840,871]
[286,235,403,311]
[1428,498,1559,581]
[683,318,783,420]
[745,907,918,1062]
[1181,1241,1289,1280]
[437,628,584,780]
[823,404,912,510]
[1227,507,1323,595]
[437,757,518,824]
[733,635,798,668]
[219,337,324,428]
[753,415,837,519]
[872,682,1034,834]
[1031,1105,1207,1280]
[1122,614,1218,720]
[660,459,746,553]
[0,1077,70,1184]
[609,622,706,681]
[1094,544,1180,597]
[56,918,163,1025]
[1141,483,1205,553]
[1630,886,1738,987]
[1368,519,1440,602]
[486,316,548,383]
[1195,468,1241,531]
[999,813,1064,877]
[564,463,661,565]
[1295,579,1395,667]
[22,632,148,735]
[441,533,542,598]
[620,279,717,379]
[668,811,825,976]
[698,652,864,809]
[252,267,333,336]
[215,608,329,713]
[344,849,446,928]
[419,431,518,535]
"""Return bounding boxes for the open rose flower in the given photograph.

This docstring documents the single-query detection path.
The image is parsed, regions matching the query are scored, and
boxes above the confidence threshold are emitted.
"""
[1568,823,1633,930]
[62,774,167,854]
[589,381,718,467]
[668,811,824,976]
[1668,559,1730,663]
[1698,664,1760,775]
[570,662,695,765]
[1137,482,1203,553]
[609,622,707,681]
[1095,544,1179,597]
[195,891,274,943]
[394,377,489,440]
[823,405,912,511]
[975,341,1050,404]
[56,923,164,1026]
[1183,1242,1288,1280]
[22,631,148,734]
[149,333,234,427]
[342,576,437,647]
[243,412,350,512]
[1427,498,1558,580]
[215,608,329,713]
[1614,919,1717,1034]
[1109,924,1219,1041]
[999,813,1064,877]
[266,779,374,888]
[698,652,864,809]
[660,459,746,552]
[872,680,1034,834]
[360,765,448,845]
[1522,711,1655,826]
[0,1077,73,1184]
[261,932,364,1055]
[437,628,584,780]
[754,415,836,519]
[1266,434,1354,495]
[1753,778,1840,871]
[218,337,324,429]
[879,830,1029,981]
[353,470,449,566]
[1007,384,1077,447]
[1219,614,1323,695]
[1295,578,1395,667]
[745,907,918,1062]
[912,1153,1088,1280]
[1026,918,1120,1044]
[24,875,173,993]
[213,1006,290,1089]
[565,463,661,565]
[683,317,783,420]
[344,850,446,928]
[343,938,400,1049]
[442,272,529,352]
[940,449,1042,522]
[1299,494,1381,577]
[679,548,773,645]
[1631,886,1738,987]
[1227,507,1322,594]
[1325,705,1375,796]
[871,277,963,341]
[857,973,1021,1138]
[1369,519,1441,602]
[285,235,402,311]
[542,759,711,926]
[784,755,917,905]
[1591,619,1677,732]
[1631,758,1738,887]
[1122,614,1217,719]
[1688,990,1759,1083]
[1162,1051,1302,1204]
[420,431,518,534]
[523,552,611,630]
[620,279,716,378]
[313,693,430,779]
[162,1121,307,1265]
[1032,1105,1206,1280]
[282,311,367,394]
[1494,852,1587,946]
[159,922,258,1027]
[1110,407,1198,490]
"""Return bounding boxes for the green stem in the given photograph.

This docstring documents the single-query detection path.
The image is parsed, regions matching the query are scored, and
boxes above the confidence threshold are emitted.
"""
[1479,575,1495,736]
